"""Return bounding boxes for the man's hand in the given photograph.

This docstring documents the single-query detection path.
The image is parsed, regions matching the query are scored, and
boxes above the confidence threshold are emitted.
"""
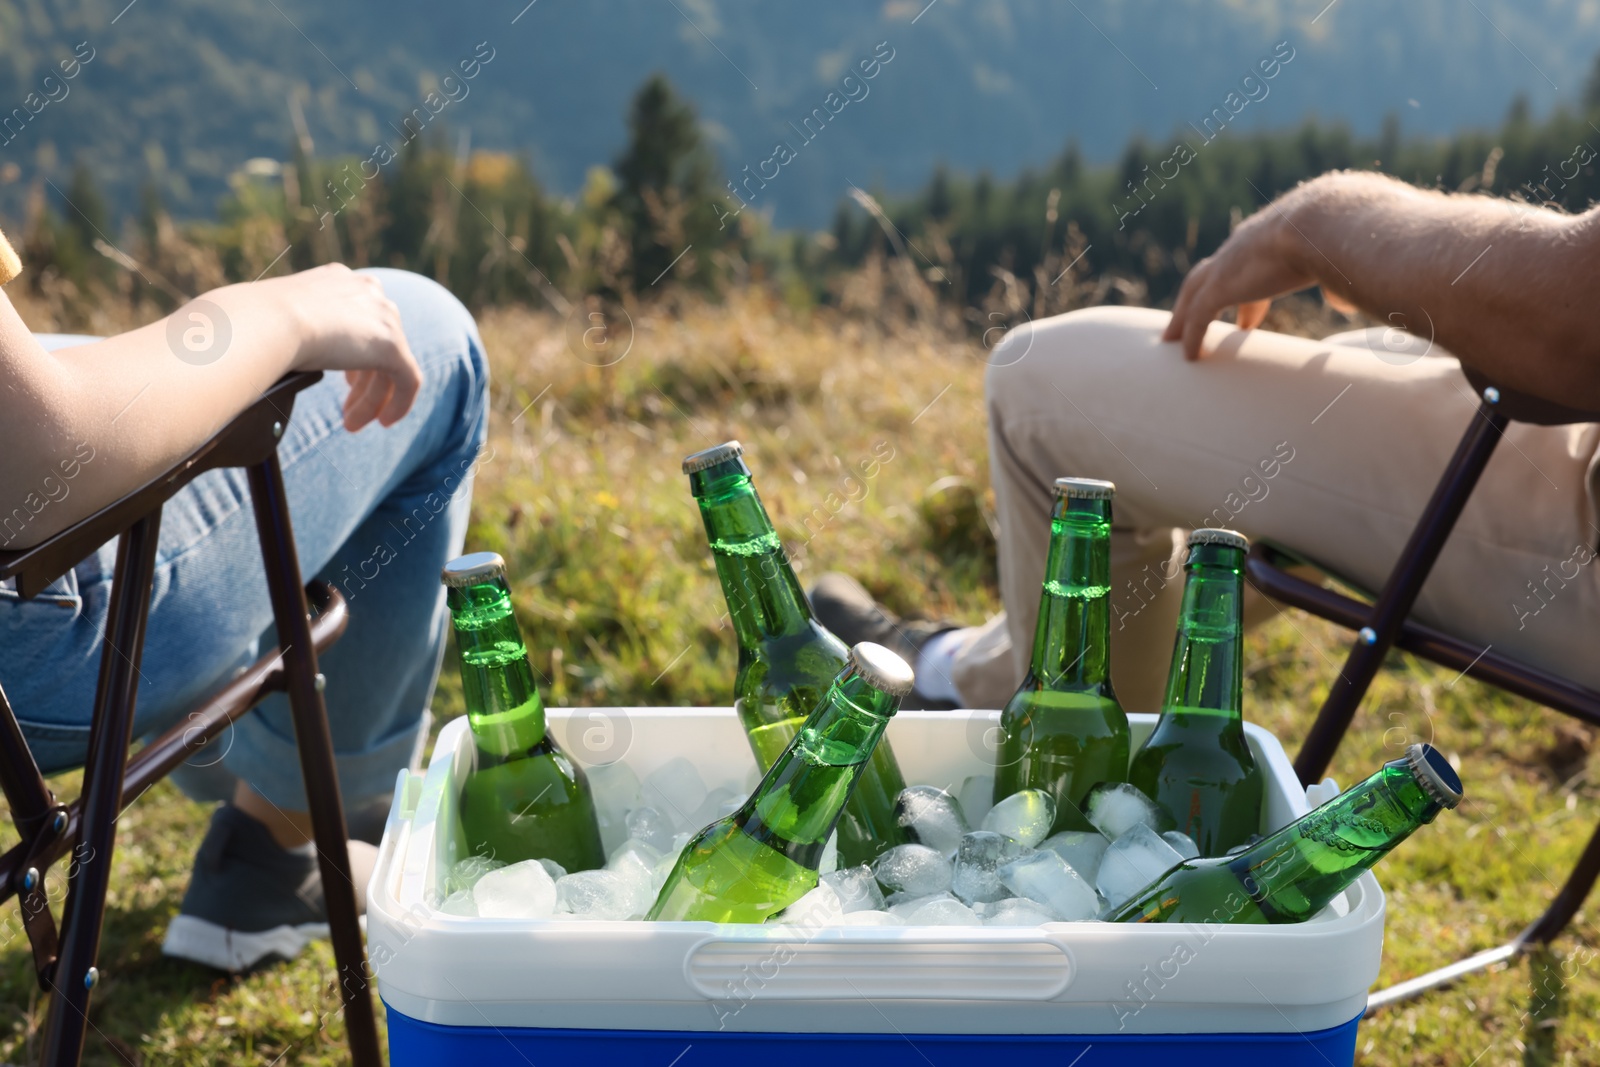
[1159,170,1600,408]
[263,263,422,431]
[1161,181,1354,360]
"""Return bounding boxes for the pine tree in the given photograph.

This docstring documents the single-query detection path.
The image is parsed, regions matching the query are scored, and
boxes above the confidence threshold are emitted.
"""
[612,73,730,293]
[52,161,114,288]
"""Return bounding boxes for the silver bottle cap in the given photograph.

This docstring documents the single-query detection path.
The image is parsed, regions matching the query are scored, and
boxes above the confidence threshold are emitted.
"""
[682,441,744,475]
[1053,477,1116,500]
[441,551,507,588]
[1407,744,1463,808]
[848,641,915,698]
[1188,528,1250,552]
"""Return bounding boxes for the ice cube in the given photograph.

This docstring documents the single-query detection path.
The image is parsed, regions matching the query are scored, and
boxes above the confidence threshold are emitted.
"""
[1162,831,1200,860]
[651,845,685,893]
[895,786,969,855]
[1000,851,1100,921]
[951,830,1034,904]
[555,868,654,920]
[838,910,904,926]
[438,889,478,916]
[821,865,887,913]
[871,844,954,897]
[608,838,663,886]
[958,774,996,828]
[887,891,952,917]
[587,761,642,851]
[982,789,1056,847]
[1225,834,1263,856]
[982,898,1058,926]
[640,757,709,829]
[1085,782,1166,840]
[691,786,744,827]
[473,859,558,919]
[776,884,843,927]
[819,832,839,875]
[446,855,505,895]
[1095,824,1184,908]
[1038,831,1111,883]
[537,857,568,881]
[902,896,980,926]
[625,807,677,853]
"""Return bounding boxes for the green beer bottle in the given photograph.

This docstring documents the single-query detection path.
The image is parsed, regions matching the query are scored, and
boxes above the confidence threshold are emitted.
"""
[647,642,914,923]
[1128,528,1263,857]
[443,552,605,873]
[1111,743,1461,923]
[994,478,1130,833]
[684,441,909,867]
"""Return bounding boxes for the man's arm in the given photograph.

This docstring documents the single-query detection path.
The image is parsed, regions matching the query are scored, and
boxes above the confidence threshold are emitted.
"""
[0,263,421,549]
[1164,170,1600,407]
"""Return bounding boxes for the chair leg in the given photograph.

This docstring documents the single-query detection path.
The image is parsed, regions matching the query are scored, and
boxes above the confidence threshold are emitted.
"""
[0,680,68,988]
[1366,817,1600,1011]
[0,682,57,843]
[39,515,162,1067]
[1292,398,1509,785]
[247,455,381,1067]
[1519,816,1600,944]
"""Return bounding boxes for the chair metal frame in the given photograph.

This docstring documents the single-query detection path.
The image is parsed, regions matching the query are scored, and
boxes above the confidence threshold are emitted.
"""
[0,373,379,1066]
[1246,375,1600,1010]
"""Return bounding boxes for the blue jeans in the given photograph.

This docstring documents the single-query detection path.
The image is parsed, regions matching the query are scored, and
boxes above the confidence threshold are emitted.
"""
[3,269,489,809]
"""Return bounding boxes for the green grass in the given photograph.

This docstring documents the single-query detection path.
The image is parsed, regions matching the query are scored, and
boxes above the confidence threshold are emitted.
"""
[2,291,1597,1065]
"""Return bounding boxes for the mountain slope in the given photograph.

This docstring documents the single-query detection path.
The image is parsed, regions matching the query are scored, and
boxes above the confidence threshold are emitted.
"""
[1,0,1596,226]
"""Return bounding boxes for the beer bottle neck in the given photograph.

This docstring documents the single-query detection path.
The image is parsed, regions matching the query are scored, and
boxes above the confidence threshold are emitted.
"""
[736,673,898,867]
[447,576,548,759]
[690,466,813,649]
[1029,498,1114,690]
[1232,752,1452,921]
[1161,544,1246,719]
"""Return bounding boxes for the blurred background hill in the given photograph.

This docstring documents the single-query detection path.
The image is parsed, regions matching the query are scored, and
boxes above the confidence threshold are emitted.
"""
[3,0,1599,227]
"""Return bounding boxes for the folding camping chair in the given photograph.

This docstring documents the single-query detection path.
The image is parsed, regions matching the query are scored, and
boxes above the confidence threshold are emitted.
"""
[1245,372,1600,1009]
[0,372,380,1066]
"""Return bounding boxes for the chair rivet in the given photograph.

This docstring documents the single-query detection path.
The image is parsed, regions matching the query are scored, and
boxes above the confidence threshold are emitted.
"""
[21,867,38,892]
[272,420,285,439]
[1483,386,1500,404]
[51,812,66,834]
[83,967,98,990]
[1359,626,1378,646]
[314,673,327,693]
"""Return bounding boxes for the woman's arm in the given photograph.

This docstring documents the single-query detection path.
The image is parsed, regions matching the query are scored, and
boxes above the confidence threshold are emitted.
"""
[1164,170,1600,407]
[0,263,421,548]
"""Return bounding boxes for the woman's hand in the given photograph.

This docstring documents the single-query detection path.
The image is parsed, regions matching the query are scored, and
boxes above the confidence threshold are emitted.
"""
[265,264,422,431]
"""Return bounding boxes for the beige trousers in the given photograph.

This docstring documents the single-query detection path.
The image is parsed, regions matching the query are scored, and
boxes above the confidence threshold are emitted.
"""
[948,306,1600,714]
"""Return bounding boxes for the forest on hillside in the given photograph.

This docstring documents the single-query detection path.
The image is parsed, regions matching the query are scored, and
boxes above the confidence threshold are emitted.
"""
[8,58,1600,333]
[4,0,1597,227]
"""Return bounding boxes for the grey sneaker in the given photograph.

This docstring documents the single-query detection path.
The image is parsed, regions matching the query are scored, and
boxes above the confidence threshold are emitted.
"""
[162,805,376,972]
[808,573,959,710]
[167,758,394,846]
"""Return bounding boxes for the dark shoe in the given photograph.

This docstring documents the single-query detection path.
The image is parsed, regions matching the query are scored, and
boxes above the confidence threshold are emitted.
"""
[168,758,394,846]
[808,573,959,710]
[162,805,375,972]
[345,792,395,846]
